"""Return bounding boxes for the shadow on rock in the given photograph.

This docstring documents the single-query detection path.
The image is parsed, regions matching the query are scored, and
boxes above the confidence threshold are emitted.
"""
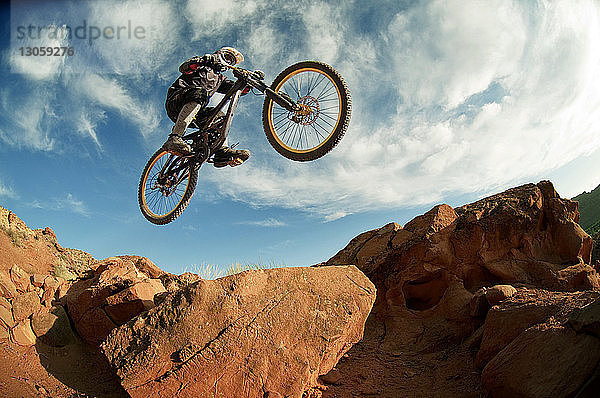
[35,337,128,397]
[34,280,128,397]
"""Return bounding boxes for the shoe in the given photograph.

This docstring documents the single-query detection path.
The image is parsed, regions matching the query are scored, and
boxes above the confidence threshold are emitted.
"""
[213,146,250,168]
[162,134,192,156]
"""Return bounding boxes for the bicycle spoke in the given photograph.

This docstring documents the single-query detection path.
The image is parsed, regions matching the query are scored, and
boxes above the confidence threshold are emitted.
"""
[270,68,343,152]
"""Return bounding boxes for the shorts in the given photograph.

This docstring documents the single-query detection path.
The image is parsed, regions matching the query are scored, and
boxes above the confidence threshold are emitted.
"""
[165,87,209,124]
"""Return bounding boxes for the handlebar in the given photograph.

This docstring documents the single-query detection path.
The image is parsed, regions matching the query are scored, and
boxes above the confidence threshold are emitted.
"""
[216,53,265,81]
[216,54,298,112]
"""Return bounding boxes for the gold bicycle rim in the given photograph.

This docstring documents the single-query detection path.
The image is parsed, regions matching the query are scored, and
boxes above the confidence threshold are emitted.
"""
[141,151,191,218]
[267,67,342,154]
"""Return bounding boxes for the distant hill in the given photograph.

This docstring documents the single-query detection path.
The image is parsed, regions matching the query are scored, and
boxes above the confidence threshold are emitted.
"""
[572,183,600,236]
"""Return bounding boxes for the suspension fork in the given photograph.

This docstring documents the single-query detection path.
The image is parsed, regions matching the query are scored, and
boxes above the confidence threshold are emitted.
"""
[251,79,299,112]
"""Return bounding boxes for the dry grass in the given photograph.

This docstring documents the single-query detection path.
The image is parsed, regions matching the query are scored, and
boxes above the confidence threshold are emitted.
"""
[182,259,284,280]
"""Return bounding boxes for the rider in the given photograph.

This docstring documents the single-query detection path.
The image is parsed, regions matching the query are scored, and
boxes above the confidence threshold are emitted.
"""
[162,47,251,167]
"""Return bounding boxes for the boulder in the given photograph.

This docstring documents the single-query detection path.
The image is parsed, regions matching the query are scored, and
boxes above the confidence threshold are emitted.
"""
[0,271,17,298]
[485,285,517,305]
[568,296,600,338]
[118,256,166,279]
[403,204,457,237]
[0,303,15,329]
[481,325,600,398]
[102,265,375,398]
[11,291,41,322]
[66,256,166,345]
[10,264,30,292]
[327,182,597,356]
[31,305,77,346]
[475,296,559,368]
[30,274,46,288]
[159,272,203,293]
[104,279,165,325]
[469,285,517,318]
[10,319,37,346]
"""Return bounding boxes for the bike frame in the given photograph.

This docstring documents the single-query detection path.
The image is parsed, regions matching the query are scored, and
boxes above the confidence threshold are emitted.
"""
[182,65,298,165]
[159,65,300,191]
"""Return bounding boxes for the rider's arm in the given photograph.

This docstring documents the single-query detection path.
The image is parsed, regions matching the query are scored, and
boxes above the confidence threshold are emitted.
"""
[217,78,251,95]
[179,54,226,74]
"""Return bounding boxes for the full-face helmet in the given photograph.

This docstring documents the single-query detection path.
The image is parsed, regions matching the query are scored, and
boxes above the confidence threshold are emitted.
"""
[215,47,244,66]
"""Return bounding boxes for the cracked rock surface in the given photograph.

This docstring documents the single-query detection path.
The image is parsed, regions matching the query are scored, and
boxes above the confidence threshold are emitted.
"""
[101,265,375,398]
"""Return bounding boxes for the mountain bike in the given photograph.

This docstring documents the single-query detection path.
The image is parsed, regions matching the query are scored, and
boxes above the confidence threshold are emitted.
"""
[138,60,351,225]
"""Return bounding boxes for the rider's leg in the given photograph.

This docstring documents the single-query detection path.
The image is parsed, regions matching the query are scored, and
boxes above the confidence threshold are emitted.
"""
[172,102,203,136]
[163,88,209,156]
[163,101,203,156]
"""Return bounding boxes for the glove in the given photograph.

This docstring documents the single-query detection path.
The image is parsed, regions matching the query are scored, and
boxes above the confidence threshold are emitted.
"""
[202,54,226,72]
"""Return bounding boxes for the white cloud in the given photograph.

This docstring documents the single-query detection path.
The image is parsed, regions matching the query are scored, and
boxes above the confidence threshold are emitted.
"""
[388,0,527,108]
[185,0,257,38]
[87,0,180,75]
[25,193,90,216]
[301,2,343,65]
[199,0,600,220]
[58,193,90,216]
[0,180,18,200]
[0,92,56,151]
[73,73,160,137]
[10,32,67,81]
[76,110,105,151]
[237,218,286,227]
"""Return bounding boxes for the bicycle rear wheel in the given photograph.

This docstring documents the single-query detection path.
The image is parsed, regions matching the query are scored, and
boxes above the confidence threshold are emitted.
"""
[138,149,198,225]
[262,61,351,161]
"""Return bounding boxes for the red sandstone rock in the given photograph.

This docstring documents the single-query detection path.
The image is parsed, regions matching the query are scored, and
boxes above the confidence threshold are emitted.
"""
[0,303,15,329]
[118,256,166,279]
[481,324,600,398]
[475,294,560,368]
[0,271,17,298]
[102,266,375,398]
[30,274,46,288]
[323,181,600,398]
[42,226,56,241]
[10,265,30,293]
[0,296,10,310]
[66,257,166,345]
[0,323,9,339]
[10,319,36,346]
[104,279,165,325]
[12,291,41,322]
[31,305,77,347]
[485,285,517,305]
[403,204,457,237]
[41,284,58,307]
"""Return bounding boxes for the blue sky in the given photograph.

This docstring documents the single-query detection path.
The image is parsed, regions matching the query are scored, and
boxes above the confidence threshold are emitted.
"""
[1,0,600,274]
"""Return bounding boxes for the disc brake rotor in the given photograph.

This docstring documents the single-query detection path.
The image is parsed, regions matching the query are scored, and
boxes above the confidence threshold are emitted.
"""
[289,96,320,125]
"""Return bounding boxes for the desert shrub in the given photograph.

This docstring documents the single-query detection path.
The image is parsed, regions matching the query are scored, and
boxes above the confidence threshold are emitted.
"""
[0,225,27,247]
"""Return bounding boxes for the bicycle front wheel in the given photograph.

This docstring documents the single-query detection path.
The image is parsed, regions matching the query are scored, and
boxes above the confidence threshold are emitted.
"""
[262,61,351,161]
[138,149,198,225]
